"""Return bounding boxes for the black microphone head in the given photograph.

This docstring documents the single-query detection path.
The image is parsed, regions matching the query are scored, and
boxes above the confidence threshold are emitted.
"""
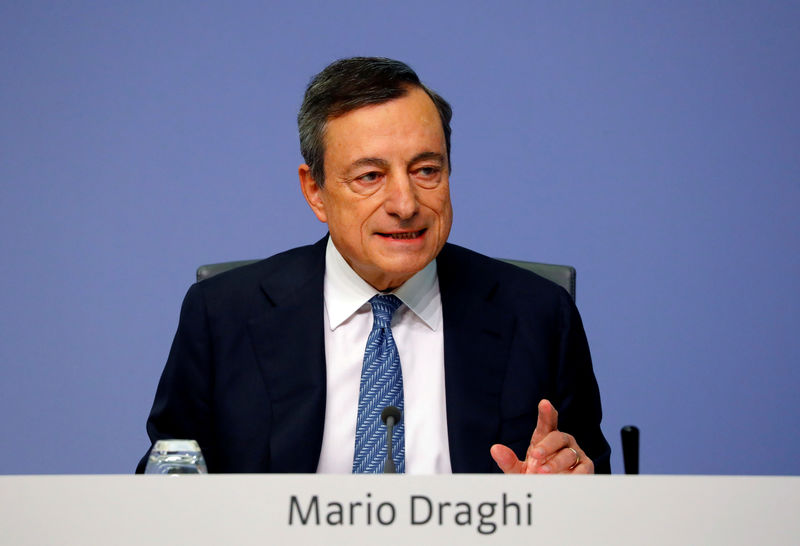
[621,425,640,475]
[381,406,402,425]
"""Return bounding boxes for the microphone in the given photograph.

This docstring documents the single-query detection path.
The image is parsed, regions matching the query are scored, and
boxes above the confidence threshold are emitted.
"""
[621,425,640,474]
[381,406,402,474]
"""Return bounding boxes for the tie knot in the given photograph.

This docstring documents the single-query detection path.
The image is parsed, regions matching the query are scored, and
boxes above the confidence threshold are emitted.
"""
[369,294,402,328]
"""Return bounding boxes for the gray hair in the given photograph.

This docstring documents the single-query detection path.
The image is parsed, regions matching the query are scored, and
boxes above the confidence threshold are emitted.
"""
[298,57,452,186]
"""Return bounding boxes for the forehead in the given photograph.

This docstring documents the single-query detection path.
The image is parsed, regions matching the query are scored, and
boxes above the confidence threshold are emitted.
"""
[322,87,445,167]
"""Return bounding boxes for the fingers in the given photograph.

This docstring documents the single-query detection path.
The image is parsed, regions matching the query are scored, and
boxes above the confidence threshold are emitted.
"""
[490,444,526,474]
[491,399,595,475]
[530,430,571,463]
[529,399,559,447]
[529,431,594,474]
[571,457,594,474]
[534,442,578,473]
[524,399,559,472]
[528,400,594,474]
[493,436,594,474]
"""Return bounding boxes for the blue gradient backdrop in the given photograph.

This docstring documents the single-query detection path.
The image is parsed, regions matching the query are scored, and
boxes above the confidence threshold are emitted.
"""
[1,2,798,474]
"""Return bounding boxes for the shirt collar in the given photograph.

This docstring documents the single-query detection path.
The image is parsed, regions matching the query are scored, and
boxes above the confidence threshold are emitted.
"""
[324,237,440,331]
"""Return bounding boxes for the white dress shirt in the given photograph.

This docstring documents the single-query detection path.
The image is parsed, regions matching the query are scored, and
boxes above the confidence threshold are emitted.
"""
[316,238,452,474]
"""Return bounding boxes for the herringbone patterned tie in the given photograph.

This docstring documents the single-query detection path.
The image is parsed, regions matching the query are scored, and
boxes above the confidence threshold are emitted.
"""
[352,294,405,473]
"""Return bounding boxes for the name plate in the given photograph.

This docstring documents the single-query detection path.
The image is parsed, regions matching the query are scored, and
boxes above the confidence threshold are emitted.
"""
[2,475,798,544]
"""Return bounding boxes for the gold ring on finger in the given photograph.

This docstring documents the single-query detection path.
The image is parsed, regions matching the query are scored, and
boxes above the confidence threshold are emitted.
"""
[568,447,580,469]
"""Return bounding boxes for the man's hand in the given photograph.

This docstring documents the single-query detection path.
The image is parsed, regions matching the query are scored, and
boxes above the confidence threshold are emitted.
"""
[490,399,594,474]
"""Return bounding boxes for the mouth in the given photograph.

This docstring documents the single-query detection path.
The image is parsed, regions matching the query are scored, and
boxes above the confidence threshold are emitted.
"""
[376,228,427,240]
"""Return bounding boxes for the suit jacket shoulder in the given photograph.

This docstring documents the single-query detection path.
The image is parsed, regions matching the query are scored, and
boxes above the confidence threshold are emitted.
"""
[195,237,326,311]
[437,242,570,303]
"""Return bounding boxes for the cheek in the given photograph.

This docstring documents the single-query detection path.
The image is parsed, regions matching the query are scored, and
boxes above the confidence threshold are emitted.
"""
[328,195,364,227]
[357,199,386,231]
[422,188,453,222]
[439,205,453,238]
[433,192,453,238]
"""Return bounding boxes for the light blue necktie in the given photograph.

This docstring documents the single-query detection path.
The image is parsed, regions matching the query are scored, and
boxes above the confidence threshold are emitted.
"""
[352,294,405,473]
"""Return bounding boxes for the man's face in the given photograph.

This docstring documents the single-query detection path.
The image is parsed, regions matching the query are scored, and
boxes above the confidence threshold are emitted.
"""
[300,86,453,291]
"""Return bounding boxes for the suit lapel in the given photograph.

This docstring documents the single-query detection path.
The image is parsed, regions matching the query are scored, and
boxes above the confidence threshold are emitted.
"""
[247,238,327,472]
[438,244,514,472]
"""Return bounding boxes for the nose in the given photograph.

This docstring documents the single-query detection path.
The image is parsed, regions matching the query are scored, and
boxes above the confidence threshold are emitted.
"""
[383,174,419,220]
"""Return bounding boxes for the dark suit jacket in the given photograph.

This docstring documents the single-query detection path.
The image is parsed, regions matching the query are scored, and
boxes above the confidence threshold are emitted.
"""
[138,237,611,473]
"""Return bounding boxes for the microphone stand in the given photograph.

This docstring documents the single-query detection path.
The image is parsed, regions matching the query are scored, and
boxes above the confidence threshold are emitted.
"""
[381,406,402,474]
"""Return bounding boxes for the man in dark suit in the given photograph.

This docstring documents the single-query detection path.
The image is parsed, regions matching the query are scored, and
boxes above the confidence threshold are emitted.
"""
[139,57,610,474]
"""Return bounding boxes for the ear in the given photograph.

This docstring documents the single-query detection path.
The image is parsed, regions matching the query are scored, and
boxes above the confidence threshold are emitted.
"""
[299,164,328,223]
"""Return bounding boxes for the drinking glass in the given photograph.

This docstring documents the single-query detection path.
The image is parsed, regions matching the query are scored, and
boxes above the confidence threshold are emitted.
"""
[144,439,208,474]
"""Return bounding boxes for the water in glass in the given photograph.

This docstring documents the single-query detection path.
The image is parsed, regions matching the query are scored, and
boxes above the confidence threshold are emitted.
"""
[144,439,208,474]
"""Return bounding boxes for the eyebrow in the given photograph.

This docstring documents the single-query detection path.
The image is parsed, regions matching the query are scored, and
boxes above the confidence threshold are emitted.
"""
[348,157,390,172]
[347,152,445,174]
[409,151,445,165]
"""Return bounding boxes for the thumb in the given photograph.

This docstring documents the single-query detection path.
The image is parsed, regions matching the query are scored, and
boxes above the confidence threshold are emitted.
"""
[490,444,524,474]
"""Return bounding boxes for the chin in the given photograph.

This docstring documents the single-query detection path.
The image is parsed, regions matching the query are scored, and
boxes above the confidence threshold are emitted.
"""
[383,264,430,288]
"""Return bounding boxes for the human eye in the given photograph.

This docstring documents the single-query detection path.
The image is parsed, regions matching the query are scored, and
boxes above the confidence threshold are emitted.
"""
[348,170,385,195]
[358,171,381,183]
[413,165,442,187]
